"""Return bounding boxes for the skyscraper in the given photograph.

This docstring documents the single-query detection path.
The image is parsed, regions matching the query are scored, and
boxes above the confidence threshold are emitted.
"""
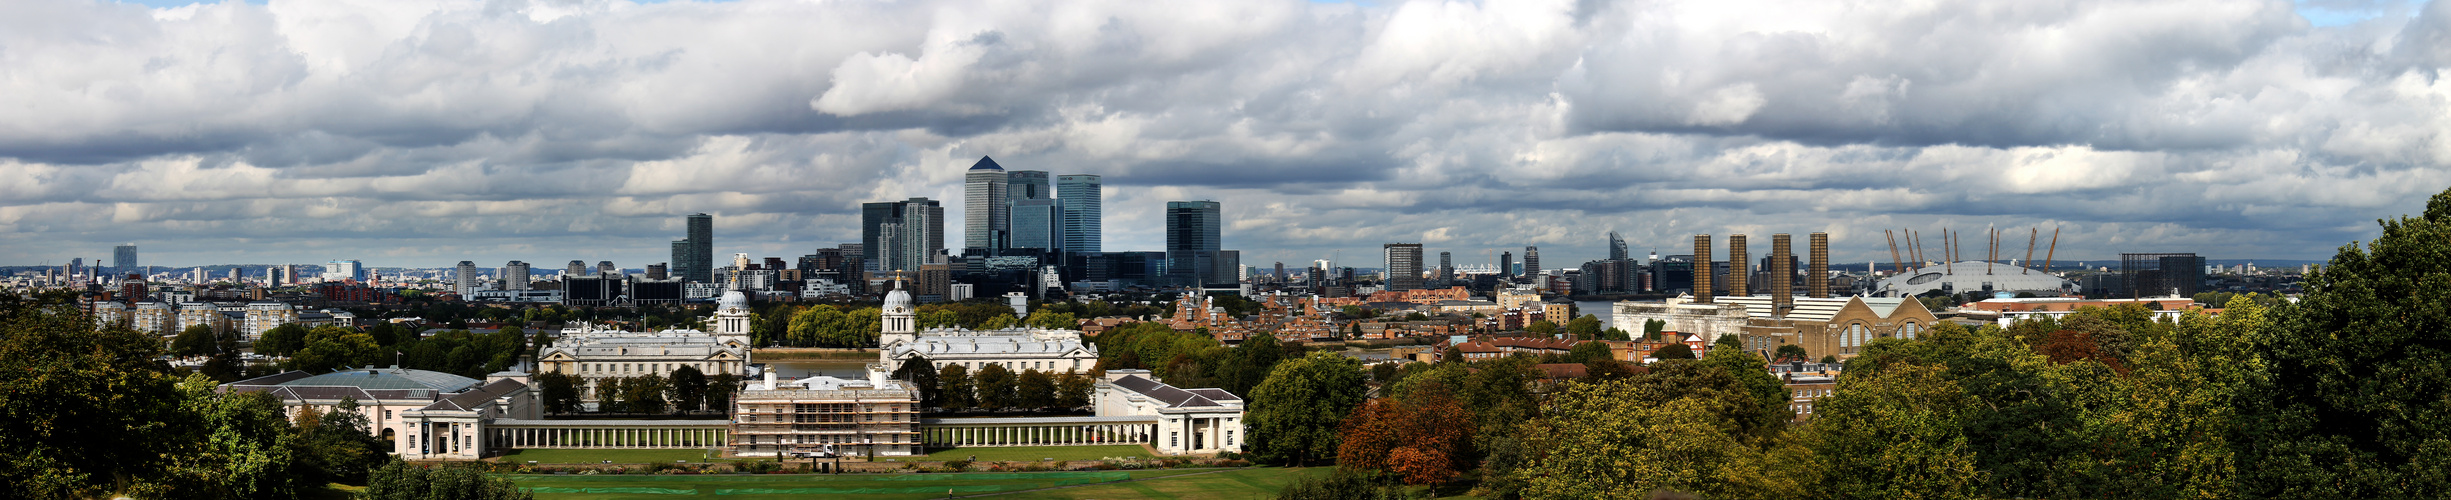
[1384,243,1424,291]
[597,261,617,276]
[863,198,945,273]
[1438,251,1454,281]
[1008,198,1063,251]
[566,261,587,276]
[1008,170,1051,201]
[114,244,137,275]
[1498,251,1514,279]
[1058,174,1102,253]
[1608,232,1629,261]
[964,156,1009,251]
[503,261,531,290]
[455,261,478,296]
[1524,246,1540,277]
[671,213,714,283]
[1166,201,1222,286]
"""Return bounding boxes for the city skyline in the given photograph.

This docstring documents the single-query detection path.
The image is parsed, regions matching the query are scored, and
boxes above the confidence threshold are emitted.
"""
[4,0,2444,268]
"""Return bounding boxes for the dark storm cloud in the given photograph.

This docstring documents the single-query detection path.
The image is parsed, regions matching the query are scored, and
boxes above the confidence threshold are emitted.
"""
[0,0,2443,268]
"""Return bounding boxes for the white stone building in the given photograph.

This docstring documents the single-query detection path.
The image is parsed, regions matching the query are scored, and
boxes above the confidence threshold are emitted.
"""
[1094,369,1245,454]
[875,283,1098,373]
[220,366,538,460]
[730,368,923,458]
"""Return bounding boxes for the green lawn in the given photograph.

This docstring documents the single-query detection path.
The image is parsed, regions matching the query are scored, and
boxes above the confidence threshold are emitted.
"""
[511,468,1241,499]
[991,467,1333,499]
[498,448,733,464]
[918,445,1154,462]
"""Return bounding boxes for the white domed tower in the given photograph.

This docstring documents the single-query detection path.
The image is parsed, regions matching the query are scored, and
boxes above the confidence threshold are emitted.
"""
[714,290,752,345]
[880,279,917,349]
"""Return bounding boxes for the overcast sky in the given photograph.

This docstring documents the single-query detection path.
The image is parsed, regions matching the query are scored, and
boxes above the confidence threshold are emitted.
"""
[2,0,2446,270]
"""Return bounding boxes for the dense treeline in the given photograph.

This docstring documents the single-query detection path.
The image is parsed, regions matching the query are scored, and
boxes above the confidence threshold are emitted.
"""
[1092,321,1307,397]
[1271,186,2451,498]
[256,322,528,379]
[0,292,456,499]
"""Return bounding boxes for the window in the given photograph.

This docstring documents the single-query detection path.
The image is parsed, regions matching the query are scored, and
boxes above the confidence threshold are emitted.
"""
[1900,322,1922,340]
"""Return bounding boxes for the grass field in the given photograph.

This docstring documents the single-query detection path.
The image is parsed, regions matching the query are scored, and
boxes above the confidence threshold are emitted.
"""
[512,468,1314,499]
[918,445,1154,462]
[498,449,734,464]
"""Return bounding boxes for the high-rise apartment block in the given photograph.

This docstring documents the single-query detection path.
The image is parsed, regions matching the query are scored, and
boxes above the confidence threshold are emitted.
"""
[1384,243,1424,291]
[1499,251,1514,279]
[114,244,137,275]
[964,157,1009,251]
[455,261,478,296]
[502,261,532,290]
[1166,201,1222,286]
[1058,174,1102,253]
[863,198,945,273]
[670,213,714,283]
[1608,232,1629,261]
[1438,251,1454,281]
[1524,246,1540,277]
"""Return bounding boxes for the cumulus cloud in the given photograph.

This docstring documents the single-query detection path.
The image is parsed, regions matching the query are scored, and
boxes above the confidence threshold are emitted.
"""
[0,0,2444,268]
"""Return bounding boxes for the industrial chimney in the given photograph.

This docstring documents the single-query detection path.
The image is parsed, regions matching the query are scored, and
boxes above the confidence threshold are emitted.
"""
[1692,235,1713,304]
[1809,232,1830,298]
[1728,234,1749,297]
[1772,234,1794,315]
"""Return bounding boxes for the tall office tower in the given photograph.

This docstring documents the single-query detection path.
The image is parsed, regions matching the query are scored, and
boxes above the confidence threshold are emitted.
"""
[1524,246,1540,277]
[1058,174,1102,252]
[1008,170,1050,200]
[1693,235,1713,304]
[1608,232,1629,261]
[1166,201,1222,286]
[597,261,616,276]
[862,198,945,273]
[1499,251,1514,279]
[282,264,297,285]
[455,261,478,296]
[1809,232,1830,298]
[688,213,714,282]
[114,244,137,276]
[646,263,668,281]
[227,268,240,282]
[1728,235,1749,296]
[565,260,587,276]
[1438,252,1454,281]
[1215,250,1242,286]
[1008,198,1063,251]
[964,156,1009,251]
[1772,234,1794,314]
[1274,262,1287,284]
[1384,243,1425,291]
[504,261,532,290]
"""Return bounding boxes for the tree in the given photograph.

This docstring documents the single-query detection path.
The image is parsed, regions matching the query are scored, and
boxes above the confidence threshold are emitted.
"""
[1024,310,1078,330]
[593,377,623,413]
[2236,185,2451,497]
[892,358,941,409]
[1565,315,1604,340]
[362,459,534,500]
[706,373,740,412]
[172,324,218,357]
[1525,320,1558,336]
[1712,334,1743,352]
[1337,391,1476,484]
[1774,344,1810,361]
[1564,341,1613,365]
[979,313,1018,330]
[1653,343,1694,360]
[1246,352,1368,466]
[1601,327,1632,341]
[256,323,309,356]
[1643,319,1666,340]
[1055,370,1093,409]
[936,364,973,411]
[623,373,671,414]
[1015,369,1056,410]
[974,364,1016,411]
[290,326,379,373]
[534,372,582,414]
[292,396,387,487]
[669,365,708,413]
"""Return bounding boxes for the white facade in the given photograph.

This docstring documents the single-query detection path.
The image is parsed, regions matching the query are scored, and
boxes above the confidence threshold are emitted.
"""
[1613,296,1753,340]
[220,367,538,460]
[731,369,923,458]
[876,284,1098,373]
[1094,369,1245,454]
[535,323,751,402]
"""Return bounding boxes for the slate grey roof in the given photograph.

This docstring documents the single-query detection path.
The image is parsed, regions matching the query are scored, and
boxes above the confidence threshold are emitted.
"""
[283,367,480,393]
[421,378,527,411]
[1111,375,1228,408]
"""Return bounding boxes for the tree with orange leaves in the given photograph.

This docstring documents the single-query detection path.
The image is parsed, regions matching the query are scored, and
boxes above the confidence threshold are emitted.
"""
[1335,391,1475,484]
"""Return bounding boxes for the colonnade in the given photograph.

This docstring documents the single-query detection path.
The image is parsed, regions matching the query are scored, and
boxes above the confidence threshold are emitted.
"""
[923,422,1155,448]
[489,424,730,450]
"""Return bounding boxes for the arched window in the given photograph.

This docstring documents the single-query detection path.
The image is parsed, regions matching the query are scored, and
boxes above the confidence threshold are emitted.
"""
[1899,322,1922,340]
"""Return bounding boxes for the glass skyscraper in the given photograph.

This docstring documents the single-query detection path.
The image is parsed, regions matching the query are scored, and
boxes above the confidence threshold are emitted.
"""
[671,213,714,283]
[964,157,1008,251]
[1008,198,1062,251]
[114,244,137,276]
[1058,174,1101,253]
[1166,201,1221,286]
[863,198,944,273]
